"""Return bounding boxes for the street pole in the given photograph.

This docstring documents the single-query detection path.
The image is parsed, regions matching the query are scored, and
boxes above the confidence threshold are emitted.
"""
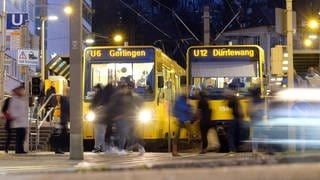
[40,18,46,81]
[69,0,83,160]
[24,66,30,152]
[203,6,210,45]
[286,0,296,152]
[0,0,6,105]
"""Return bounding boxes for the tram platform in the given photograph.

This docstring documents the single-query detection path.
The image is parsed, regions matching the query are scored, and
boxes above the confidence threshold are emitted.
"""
[0,151,319,175]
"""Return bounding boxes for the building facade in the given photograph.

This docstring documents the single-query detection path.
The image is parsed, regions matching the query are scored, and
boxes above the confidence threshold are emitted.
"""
[1,0,38,94]
[216,26,284,75]
[1,0,93,88]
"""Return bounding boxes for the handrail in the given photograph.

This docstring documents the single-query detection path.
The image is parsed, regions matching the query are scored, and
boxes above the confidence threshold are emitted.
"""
[37,93,57,116]
[34,93,60,150]
[37,107,55,129]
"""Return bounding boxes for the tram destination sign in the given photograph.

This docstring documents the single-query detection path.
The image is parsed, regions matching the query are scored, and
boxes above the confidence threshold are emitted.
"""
[85,47,155,62]
[188,46,260,62]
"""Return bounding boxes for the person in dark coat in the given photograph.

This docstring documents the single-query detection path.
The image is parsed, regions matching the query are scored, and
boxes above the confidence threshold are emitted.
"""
[100,84,116,151]
[225,90,243,153]
[197,90,215,154]
[90,84,103,110]
[91,84,107,153]
[54,88,70,154]
[45,81,58,122]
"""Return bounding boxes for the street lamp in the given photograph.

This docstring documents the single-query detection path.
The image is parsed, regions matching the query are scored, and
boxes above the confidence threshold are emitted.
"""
[308,34,318,40]
[113,34,123,43]
[306,18,320,49]
[40,15,58,81]
[64,5,73,15]
[85,38,95,45]
[308,19,319,30]
[304,38,313,47]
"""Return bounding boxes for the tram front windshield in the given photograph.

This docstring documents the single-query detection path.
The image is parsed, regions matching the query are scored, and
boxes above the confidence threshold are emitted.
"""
[190,77,260,99]
[85,62,154,101]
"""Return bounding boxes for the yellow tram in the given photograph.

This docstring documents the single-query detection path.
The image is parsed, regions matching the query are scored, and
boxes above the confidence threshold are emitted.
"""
[82,46,185,149]
[186,45,265,151]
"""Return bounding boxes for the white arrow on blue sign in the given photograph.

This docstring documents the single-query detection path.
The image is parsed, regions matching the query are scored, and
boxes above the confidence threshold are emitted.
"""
[7,13,29,30]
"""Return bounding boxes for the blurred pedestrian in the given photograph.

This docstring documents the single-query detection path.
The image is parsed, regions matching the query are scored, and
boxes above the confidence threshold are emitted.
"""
[8,86,28,154]
[305,67,320,88]
[100,83,116,152]
[1,96,13,153]
[172,86,193,156]
[91,84,107,153]
[294,70,308,87]
[54,88,70,154]
[225,90,242,153]
[108,76,145,155]
[196,90,216,154]
[249,84,264,153]
[45,81,58,122]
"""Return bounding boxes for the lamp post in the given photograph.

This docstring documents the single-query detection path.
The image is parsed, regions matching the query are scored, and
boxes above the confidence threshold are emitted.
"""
[0,0,6,105]
[40,15,58,81]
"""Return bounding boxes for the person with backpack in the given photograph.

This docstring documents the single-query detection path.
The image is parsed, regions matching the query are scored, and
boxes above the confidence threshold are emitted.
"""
[172,87,193,156]
[2,96,13,153]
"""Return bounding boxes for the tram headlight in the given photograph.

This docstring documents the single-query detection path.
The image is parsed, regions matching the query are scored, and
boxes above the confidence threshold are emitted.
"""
[138,109,152,123]
[85,111,96,122]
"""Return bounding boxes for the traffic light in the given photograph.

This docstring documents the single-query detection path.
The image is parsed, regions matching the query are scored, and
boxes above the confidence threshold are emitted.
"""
[31,77,42,96]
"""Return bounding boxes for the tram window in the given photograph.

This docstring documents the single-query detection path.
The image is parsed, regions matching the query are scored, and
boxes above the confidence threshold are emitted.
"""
[85,62,155,101]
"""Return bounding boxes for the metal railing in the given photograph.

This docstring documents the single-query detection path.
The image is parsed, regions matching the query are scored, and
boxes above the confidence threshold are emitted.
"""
[30,93,58,151]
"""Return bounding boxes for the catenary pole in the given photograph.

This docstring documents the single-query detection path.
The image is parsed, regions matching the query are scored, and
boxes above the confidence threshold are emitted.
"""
[286,0,296,152]
[69,0,83,160]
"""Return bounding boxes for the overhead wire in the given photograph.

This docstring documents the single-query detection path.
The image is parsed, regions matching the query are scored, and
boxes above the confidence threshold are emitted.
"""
[214,10,241,41]
[172,13,188,60]
[224,0,242,27]
[151,0,201,43]
[119,0,172,39]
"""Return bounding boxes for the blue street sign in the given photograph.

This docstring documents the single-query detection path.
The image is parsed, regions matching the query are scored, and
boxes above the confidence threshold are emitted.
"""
[7,13,29,29]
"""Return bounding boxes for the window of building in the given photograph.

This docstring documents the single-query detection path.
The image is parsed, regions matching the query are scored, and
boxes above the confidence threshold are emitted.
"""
[82,4,92,25]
